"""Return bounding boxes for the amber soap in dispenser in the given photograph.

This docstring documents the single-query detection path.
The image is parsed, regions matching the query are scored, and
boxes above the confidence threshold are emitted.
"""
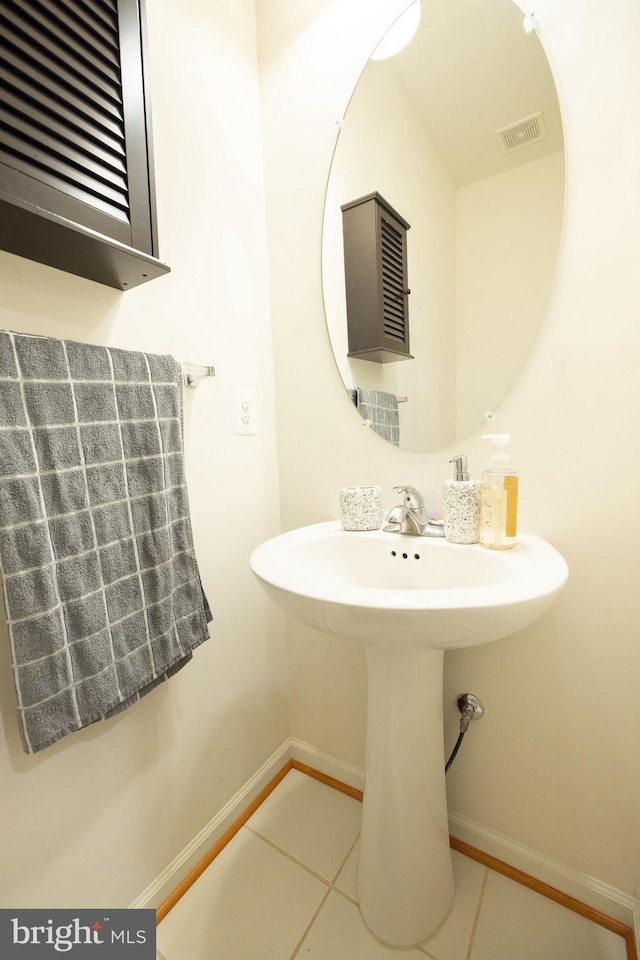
[443,455,480,544]
[479,434,519,550]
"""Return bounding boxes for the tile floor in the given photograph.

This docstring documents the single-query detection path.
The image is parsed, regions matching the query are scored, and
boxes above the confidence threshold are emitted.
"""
[157,769,628,960]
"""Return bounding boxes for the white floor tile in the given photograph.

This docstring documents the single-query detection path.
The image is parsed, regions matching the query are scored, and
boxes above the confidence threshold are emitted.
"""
[334,838,359,900]
[156,827,328,960]
[157,772,630,960]
[246,769,362,881]
[469,870,628,960]
[296,890,427,959]
[421,851,487,960]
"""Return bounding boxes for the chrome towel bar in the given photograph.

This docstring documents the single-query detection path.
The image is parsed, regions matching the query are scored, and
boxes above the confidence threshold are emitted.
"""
[182,363,215,388]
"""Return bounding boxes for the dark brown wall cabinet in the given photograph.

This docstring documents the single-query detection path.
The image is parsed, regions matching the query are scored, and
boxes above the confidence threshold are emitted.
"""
[341,192,412,363]
[0,0,169,290]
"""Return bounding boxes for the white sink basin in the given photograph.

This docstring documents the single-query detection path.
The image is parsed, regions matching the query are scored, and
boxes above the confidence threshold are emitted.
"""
[250,520,568,947]
[250,520,568,649]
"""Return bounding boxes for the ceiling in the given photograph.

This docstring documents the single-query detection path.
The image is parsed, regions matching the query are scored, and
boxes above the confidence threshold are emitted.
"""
[372,0,564,187]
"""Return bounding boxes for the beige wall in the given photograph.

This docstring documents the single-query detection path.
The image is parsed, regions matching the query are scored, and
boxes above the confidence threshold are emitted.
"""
[257,0,640,900]
[456,150,565,437]
[0,0,288,908]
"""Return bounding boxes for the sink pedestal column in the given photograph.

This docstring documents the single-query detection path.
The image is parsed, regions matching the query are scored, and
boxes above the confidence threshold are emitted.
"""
[357,643,454,948]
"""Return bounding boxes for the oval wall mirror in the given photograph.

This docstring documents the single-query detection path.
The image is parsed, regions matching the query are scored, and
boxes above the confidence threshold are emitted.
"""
[322,0,565,452]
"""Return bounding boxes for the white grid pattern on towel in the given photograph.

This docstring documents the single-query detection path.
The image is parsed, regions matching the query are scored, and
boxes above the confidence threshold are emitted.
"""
[355,389,400,445]
[0,332,210,754]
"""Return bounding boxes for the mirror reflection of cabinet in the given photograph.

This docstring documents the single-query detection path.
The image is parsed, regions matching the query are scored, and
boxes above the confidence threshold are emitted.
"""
[341,192,413,363]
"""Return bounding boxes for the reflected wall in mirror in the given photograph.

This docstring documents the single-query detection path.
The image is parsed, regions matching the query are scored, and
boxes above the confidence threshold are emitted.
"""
[322,0,565,452]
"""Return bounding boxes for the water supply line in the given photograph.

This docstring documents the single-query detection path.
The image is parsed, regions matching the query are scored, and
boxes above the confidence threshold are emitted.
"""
[445,693,484,773]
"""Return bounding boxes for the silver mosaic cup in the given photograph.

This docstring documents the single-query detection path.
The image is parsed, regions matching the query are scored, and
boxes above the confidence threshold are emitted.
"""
[339,485,383,531]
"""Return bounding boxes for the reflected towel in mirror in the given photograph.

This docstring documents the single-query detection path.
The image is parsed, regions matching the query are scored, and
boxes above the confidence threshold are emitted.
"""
[355,388,400,445]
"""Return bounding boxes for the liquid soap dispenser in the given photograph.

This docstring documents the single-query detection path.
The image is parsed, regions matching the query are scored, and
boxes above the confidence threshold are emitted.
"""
[443,455,480,544]
[479,434,519,550]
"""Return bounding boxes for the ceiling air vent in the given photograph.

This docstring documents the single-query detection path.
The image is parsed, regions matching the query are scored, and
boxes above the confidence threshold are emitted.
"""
[495,112,547,154]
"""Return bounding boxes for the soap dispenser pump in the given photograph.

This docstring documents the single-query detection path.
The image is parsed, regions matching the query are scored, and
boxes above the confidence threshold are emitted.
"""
[443,455,480,544]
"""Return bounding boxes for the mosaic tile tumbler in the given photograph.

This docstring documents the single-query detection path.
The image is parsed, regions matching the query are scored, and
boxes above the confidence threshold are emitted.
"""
[340,486,383,530]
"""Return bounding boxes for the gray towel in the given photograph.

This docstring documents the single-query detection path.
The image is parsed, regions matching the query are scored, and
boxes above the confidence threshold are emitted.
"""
[355,389,400,445]
[0,331,212,754]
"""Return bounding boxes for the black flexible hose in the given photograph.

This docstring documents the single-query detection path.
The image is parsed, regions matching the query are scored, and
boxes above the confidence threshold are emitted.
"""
[445,730,466,773]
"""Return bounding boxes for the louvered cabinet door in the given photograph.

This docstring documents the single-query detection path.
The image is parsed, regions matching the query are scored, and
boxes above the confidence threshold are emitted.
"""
[341,192,413,363]
[0,0,169,289]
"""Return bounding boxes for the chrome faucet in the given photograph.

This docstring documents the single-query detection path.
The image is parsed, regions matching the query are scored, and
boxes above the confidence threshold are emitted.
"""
[383,485,445,537]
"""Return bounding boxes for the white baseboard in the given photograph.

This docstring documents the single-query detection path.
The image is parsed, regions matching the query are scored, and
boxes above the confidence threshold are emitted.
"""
[449,810,640,938]
[133,737,639,948]
[289,737,365,792]
[129,738,291,910]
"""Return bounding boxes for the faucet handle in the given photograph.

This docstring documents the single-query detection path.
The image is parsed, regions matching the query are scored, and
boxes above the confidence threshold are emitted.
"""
[392,485,425,510]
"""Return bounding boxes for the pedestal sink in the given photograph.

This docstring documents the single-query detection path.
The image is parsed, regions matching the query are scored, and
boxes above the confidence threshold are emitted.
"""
[250,521,568,947]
